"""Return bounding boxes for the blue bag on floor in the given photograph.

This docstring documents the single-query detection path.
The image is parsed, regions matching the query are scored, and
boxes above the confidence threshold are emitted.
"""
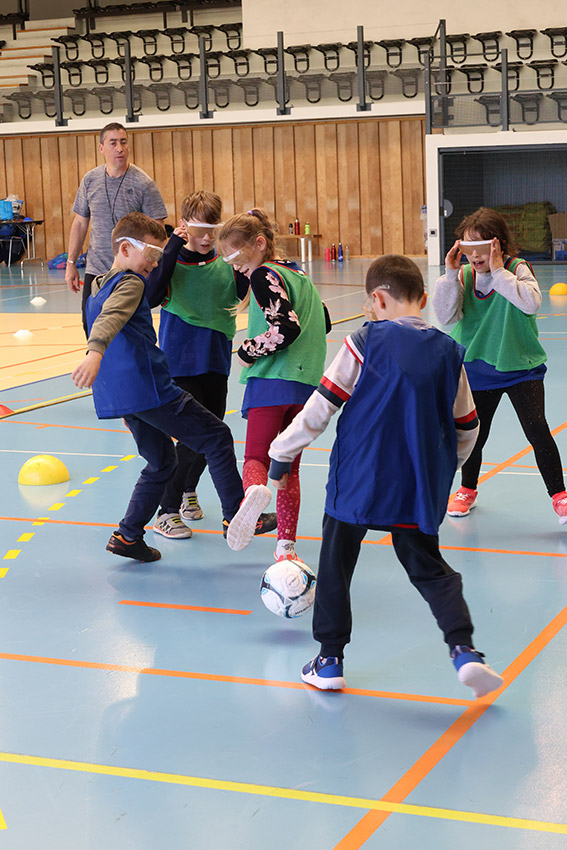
[47,252,68,270]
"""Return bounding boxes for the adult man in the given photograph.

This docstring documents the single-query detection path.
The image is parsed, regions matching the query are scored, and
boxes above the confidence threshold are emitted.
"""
[65,122,168,330]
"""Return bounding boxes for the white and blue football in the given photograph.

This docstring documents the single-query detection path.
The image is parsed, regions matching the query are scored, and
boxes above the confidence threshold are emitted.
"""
[260,560,317,618]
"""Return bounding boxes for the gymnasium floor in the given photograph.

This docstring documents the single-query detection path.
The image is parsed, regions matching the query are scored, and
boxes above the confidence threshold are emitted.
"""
[1,258,567,849]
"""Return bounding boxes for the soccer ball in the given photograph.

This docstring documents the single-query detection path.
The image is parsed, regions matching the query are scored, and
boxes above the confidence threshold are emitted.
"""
[260,560,317,619]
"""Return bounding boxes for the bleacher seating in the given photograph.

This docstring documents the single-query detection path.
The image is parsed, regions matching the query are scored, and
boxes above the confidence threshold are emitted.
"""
[1,3,567,130]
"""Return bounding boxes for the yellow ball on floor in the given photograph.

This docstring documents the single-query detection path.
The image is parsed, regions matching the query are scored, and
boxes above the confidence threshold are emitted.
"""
[18,455,70,486]
[550,282,567,296]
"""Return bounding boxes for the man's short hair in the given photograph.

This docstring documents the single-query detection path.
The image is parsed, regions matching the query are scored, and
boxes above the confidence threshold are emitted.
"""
[100,122,127,144]
[111,212,166,255]
[365,255,424,302]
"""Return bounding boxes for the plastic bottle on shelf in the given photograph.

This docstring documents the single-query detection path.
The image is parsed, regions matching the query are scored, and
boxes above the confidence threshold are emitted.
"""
[331,243,337,261]
[338,242,343,262]
[324,247,330,262]
[294,218,300,235]
[304,221,310,235]
[345,245,350,261]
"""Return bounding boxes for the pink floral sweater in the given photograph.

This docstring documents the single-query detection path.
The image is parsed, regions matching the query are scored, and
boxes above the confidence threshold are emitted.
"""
[237,261,302,364]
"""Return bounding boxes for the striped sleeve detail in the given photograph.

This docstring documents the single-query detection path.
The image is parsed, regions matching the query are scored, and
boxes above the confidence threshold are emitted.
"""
[345,334,364,364]
[455,408,479,431]
[318,375,351,407]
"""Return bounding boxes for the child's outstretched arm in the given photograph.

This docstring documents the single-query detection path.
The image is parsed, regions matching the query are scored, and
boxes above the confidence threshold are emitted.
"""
[72,350,103,389]
[453,365,480,468]
[72,274,145,389]
[268,334,363,487]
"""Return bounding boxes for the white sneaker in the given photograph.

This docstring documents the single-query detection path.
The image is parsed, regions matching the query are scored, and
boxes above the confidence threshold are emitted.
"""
[226,485,272,552]
[451,645,503,698]
[274,541,302,562]
[180,491,204,523]
[153,512,193,539]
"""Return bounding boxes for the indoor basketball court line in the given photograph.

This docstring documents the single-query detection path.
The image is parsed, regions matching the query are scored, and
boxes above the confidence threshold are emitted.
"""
[1,262,567,848]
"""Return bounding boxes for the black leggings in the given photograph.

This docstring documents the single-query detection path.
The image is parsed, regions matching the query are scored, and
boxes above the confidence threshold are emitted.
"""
[160,372,229,514]
[461,380,565,496]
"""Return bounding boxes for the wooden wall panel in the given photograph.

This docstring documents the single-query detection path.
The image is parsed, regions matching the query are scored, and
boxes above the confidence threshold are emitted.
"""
[315,123,339,249]
[191,129,214,193]
[401,118,425,254]
[152,130,175,223]
[212,127,234,216]
[0,116,426,264]
[76,133,98,178]
[172,130,194,221]
[232,126,254,215]
[273,124,296,233]
[21,138,46,260]
[337,122,361,255]
[132,132,155,178]
[379,120,404,254]
[40,136,64,263]
[293,123,318,241]
[358,121,383,256]
[4,138,25,205]
[252,126,275,218]
[58,135,79,246]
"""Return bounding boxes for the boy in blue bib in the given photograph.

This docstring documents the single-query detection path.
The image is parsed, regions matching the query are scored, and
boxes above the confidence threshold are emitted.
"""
[268,255,503,699]
[72,212,271,561]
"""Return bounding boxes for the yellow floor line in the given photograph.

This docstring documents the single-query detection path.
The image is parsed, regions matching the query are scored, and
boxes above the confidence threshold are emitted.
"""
[0,751,564,834]
[0,805,5,829]
[0,391,92,419]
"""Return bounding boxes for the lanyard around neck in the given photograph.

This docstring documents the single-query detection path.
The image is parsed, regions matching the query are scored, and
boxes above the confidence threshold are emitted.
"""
[104,165,129,226]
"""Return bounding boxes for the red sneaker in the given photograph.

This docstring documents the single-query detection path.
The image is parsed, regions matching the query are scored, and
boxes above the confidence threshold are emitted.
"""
[552,491,567,525]
[447,486,478,517]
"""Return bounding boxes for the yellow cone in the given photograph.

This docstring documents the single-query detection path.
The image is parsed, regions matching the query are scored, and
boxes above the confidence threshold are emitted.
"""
[550,282,567,296]
[18,455,70,486]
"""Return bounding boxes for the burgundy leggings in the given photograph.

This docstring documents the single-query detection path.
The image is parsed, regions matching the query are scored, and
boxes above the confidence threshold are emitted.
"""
[243,404,304,541]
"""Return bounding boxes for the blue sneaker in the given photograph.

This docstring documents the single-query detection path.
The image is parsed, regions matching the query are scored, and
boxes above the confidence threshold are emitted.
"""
[301,655,345,690]
[451,645,503,698]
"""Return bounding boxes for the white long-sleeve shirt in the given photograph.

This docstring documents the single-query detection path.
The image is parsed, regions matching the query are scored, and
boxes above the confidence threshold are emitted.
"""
[432,261,542,326]
[269,317,479,475]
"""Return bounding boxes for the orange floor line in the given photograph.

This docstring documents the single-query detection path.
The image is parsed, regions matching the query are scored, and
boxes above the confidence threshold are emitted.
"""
[2,516,566,558]
[0,283,70,291]
[0,347,86,371]
[0,651,471,707]
[119,599,252,615]
[477,420,567,486]
[332,603,567,849]
[1,420,130,433]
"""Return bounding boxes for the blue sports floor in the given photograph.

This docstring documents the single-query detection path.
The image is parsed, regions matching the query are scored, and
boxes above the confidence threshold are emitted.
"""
[1,259,567,848]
